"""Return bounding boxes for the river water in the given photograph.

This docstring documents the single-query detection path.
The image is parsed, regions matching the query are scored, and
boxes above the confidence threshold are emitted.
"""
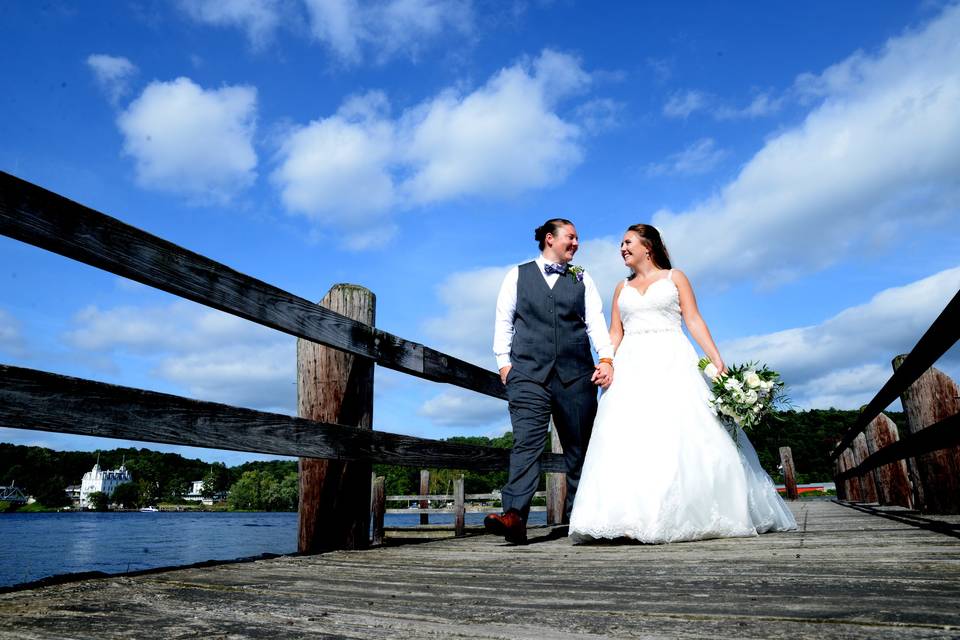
[0,510,547,589]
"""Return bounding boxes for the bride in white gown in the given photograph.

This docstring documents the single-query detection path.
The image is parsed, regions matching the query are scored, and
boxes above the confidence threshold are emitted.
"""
[569,224,796,543]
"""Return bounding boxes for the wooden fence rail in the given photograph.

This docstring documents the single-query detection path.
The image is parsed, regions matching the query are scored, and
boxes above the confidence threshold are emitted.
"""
[831,287,960,513]
[371,479,549,541]
[0,364,564,472]
[0,171,505,400]
[0,172,577,553]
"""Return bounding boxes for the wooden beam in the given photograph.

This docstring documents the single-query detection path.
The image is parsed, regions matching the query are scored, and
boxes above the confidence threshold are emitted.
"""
[0,364,564,472]
[830,288,960,459]
[835,413,960,482]
[0,171,506,400]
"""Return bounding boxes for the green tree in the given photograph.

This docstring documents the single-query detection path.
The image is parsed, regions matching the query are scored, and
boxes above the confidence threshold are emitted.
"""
[274,472,299,511]
[228,470,282,511]
[111,482,140,509]
[87,491,109,511]
[201,462,230,498]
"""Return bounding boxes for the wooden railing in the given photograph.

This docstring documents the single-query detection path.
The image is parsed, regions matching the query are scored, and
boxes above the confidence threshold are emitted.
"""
[369,471,548,544]
[831,289,960,513]
[0,171,567,551]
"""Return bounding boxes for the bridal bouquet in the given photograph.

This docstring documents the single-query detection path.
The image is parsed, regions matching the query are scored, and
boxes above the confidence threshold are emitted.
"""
[698,357,786,444]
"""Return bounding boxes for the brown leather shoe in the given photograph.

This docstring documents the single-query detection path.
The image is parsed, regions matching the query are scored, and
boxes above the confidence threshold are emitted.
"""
[484,510,527,545]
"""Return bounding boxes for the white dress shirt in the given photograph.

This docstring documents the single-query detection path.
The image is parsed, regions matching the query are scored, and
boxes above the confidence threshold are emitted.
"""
[493,254,613,370]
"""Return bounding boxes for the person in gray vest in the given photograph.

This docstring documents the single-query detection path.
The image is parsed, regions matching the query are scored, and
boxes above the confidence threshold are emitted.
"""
[485,218,614,544]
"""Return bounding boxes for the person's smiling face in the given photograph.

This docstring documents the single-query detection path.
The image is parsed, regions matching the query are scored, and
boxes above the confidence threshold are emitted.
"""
[546,224,579,264]
[620,230,647,268]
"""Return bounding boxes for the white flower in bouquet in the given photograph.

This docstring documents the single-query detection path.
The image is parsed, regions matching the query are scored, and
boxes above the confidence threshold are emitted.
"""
[697,357,789,447]
[703,362,719,380]
[724,377,743,392]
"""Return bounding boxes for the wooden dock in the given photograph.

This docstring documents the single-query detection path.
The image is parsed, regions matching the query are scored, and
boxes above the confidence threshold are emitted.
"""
[2,500,959,639]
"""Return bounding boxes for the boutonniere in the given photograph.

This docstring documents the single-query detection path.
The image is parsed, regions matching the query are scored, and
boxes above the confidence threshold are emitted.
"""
[566,264,585,283]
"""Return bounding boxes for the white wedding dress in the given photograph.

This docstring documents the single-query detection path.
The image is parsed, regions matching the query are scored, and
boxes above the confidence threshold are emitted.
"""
[569,271,796,543]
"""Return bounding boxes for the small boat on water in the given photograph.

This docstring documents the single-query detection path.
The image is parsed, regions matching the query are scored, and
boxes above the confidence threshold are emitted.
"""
[139,506,159,512]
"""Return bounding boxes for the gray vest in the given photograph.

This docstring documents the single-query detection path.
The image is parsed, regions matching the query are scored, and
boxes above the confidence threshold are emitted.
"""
[510,261,595,384]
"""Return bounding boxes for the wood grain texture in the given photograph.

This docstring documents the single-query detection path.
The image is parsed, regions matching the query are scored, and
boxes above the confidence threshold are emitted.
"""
[371,476,385,547]
[778,447,798,501]
[2,501,959,639]
[0,171,505,401]
[298,285,376,553]
[0,364,566,471]
[547,422,566,525]
[894,358,960,513]
[419,469,430,526]
[852,433,879,503]
[453,476,465,537]
[830,289,960,459]
[864,413,914,509]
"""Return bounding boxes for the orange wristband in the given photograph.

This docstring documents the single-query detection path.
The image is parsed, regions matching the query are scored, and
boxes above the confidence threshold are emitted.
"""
[598,358,614,367]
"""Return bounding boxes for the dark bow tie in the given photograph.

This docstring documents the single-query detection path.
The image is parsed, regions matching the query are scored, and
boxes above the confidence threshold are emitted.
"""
[543,262,567,276]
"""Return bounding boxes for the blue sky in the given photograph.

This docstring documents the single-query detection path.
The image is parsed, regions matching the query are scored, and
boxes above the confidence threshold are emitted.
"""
[1,1,958,466]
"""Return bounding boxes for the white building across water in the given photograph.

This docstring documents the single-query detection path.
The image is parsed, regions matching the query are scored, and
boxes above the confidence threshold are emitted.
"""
[79,458,132,508]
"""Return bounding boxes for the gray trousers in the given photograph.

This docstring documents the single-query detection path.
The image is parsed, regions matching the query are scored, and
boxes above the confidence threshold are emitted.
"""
[501,369,598,522]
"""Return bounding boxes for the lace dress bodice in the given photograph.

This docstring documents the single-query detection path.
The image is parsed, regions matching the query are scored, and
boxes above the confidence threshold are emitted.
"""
[619,273,681,335]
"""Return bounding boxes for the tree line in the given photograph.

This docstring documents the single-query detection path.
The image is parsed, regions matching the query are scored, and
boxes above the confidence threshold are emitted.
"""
[0,408,897,510]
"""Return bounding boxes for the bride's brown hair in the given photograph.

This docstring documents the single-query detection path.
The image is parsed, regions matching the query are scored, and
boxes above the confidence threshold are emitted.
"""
[626,224,672,277]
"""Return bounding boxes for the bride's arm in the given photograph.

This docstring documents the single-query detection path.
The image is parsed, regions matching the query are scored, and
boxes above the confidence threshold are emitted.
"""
[609,281,625,352]
[673,270,727,373]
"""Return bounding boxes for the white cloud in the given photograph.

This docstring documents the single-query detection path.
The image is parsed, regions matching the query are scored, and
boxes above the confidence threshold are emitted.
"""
[653,4,960,288]
[646,138,727,177]
[421,265,509,367]
[272,49,593,247]
[303,0,472,64]
[715,92,784,120]
[86,54,138,104]
[178,0,281,48]
[66,302,295,412]
[0,308,25,357]
[575,98,624,135]
[117,77,258,203]
[401,49,589,204]
[722,266,960,409]
[156,342,294,411]
[418,389,504,427]
[662,89,708,118]
[271,91,396,242]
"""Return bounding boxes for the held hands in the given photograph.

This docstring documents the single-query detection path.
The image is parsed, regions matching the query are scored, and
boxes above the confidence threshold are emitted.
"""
[712,358,728,376]
[591,361,613,389]
[499,365,512,385]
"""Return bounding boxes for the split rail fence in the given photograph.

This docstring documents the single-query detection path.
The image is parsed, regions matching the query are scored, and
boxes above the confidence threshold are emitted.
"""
[831,287,960,514]
[0,172,810,554]
[0,171,574,552]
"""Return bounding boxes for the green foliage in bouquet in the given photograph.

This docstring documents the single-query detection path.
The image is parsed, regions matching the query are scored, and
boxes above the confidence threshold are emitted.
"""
[698,357,789,445]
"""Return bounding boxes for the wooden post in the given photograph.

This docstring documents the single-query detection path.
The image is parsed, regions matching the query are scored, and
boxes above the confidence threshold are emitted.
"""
[297,284,376,553]
[833,454,847,501]
[778,447,798,501]
[852,433,879,504]
[454,475,465,537]
[419,469,430,526]
[864,413,914,509]
[893,355,960,513]
[841,448,863,502]
[546,420,566,525]
[371,476,385,547]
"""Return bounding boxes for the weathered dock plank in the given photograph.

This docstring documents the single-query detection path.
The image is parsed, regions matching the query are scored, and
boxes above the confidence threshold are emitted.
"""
[1,501,958,639]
